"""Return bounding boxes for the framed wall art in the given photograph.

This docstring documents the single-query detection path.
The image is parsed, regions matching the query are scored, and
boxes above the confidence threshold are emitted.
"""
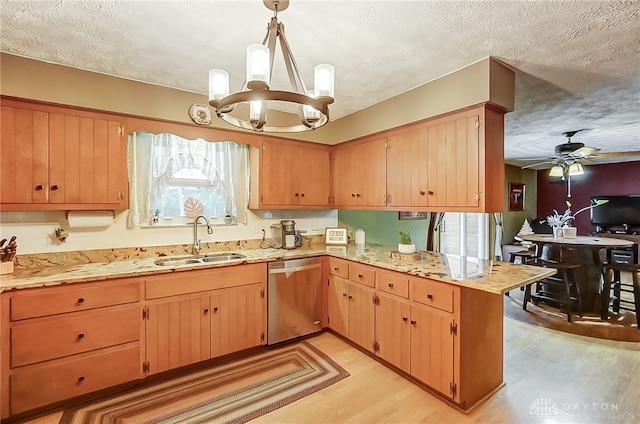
[508,182,525,211]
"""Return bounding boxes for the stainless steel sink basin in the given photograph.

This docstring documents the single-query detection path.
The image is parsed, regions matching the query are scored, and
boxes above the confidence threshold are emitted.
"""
[154,253,245,267]
[201,254,246,262]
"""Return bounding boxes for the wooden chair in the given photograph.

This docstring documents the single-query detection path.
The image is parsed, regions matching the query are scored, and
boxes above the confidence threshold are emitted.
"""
[523,259,583,323]
[601,262,640,328]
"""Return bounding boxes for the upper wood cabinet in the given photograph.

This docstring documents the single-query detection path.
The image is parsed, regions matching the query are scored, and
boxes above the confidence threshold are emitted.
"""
[1,99,127,211]
[250,138,331,209]
[386,105,503,212]
[332,136,387,208]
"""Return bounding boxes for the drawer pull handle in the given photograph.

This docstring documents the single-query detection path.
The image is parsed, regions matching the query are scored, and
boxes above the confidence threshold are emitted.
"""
[410,320,417,325]
[388,283,394,288]
[427,294,433,299]
[334,267,339,271]
[77,333,85,339]
[402,317,408,322]
[358,274,363,278]
[78,376,85,382]
[77,297,85,304]
[348,295,353,299]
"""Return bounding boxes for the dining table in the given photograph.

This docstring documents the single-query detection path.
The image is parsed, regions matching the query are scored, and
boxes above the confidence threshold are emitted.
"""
[520,234,634,312]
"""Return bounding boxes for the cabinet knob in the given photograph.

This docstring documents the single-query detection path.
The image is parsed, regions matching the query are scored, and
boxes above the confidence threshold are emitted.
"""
[77,332,85,339]
[78,376,85,382]
[402,317,408,322]
[334,267,339,271]
[420,190,426,195]
[358,274,363,278]
[294,192,299,197]
[348,295,353,299]
[427,294,433,299]
[342,292,348,297]
[35,184,44,191]
[300,193,305,197]
[203,308,209,313]
[388,283,394,288]
[356,193,361,197]
[213,306,219,312]
[428,190,434,195]
[77,297,85,304]
[351,193,356,197]
[411,320,417,325]
[51,184,59,191]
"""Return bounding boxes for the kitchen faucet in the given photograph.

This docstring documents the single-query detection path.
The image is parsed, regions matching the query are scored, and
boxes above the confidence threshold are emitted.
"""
[192,215,213,255]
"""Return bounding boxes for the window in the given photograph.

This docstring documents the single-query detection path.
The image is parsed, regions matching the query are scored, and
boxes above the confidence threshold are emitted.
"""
[127,132,249,227]
[440,213,489,259]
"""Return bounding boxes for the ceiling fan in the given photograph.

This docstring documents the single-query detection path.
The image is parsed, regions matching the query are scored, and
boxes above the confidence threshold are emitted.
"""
[522,129,600,173]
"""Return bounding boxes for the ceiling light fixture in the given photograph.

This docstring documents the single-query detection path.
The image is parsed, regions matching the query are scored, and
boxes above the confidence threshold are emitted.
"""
[208,0,334,133]
[549,166,564,177]
[567,163,584,176]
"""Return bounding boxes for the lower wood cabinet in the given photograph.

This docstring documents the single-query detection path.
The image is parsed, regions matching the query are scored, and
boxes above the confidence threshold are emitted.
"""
[327,274,375,351]
[143,263,267,375]
[1,277,144,418]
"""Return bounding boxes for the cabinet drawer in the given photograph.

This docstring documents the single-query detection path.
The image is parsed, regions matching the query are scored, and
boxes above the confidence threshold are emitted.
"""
[10,279,141,321]
[377,271,409,298]
[410,278,454,313]
[349,263,375,288]
[10,345,141,415]
[327,257,349,279]
[11,306,140,367]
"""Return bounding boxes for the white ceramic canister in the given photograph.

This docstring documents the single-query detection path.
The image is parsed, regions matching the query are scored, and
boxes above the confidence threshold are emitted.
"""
[355,228,366,245]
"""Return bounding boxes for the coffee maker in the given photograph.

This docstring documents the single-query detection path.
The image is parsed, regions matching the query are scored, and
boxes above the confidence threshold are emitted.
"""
[281,220,298,249]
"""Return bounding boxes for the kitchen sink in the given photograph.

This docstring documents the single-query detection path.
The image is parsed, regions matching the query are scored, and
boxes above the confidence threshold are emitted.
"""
[154,253,245,267]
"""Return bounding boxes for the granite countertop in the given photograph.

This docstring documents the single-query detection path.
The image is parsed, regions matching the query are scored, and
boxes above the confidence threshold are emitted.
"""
[0,243,554,295]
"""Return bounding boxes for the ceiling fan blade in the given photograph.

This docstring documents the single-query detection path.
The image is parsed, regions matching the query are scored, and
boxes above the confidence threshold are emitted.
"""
[521,160,556,169]
[594,151,640,158]
[570,146,600,157]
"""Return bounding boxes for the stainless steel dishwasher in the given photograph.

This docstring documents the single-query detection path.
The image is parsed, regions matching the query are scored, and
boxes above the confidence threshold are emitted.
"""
[268,257,323,345]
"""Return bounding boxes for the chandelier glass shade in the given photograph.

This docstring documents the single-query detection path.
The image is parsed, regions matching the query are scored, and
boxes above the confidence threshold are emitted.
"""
[208,0,334,133]
[549,166,564,177]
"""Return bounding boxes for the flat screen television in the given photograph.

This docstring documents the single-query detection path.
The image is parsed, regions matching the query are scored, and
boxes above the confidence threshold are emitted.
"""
[590,195,640,227]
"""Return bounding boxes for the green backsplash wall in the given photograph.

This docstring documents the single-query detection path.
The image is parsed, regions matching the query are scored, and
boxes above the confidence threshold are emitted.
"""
[338,210,428,250]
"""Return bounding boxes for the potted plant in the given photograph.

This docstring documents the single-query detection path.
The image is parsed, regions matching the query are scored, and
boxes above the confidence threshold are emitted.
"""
[546,199,609,239]
[397,227,416,254]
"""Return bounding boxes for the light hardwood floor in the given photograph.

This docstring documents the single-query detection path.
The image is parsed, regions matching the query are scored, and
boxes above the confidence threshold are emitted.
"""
[19,316,640,424]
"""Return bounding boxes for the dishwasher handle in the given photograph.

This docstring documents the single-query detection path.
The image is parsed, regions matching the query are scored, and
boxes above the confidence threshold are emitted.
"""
[269,263,322,274]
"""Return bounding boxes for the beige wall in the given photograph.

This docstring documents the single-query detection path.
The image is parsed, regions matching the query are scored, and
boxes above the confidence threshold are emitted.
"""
[1,54,514,144]
[503,165,537,244]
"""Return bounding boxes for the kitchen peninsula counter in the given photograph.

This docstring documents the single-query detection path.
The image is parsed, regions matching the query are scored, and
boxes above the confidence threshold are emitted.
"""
[1,243,553,294]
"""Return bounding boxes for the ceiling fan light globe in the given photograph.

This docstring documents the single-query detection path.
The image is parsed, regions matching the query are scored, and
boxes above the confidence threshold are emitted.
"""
[549,166,564,177]
[568,163,584,175]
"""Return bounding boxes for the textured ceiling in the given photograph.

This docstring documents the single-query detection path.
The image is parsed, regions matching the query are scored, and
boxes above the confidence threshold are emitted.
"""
[1,0,639,167]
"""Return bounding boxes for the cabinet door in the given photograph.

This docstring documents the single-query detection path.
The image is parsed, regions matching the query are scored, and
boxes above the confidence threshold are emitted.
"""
[146,296,211,374]
[211,283,265,358]
[426,115,479,208]
[49,113,123,205]
[386,129,428,207]
[347,282,375,351]
[332,145,357,206]
[298,146,330,206]
[355,137,388,206]
[327,275,349,337]
[259,141,299,206]
[375,293,411,373]
[410,306,455,399]
[0,106,49,204]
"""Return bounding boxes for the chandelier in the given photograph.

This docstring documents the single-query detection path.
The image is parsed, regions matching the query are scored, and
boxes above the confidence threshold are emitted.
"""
[208,0,335,133]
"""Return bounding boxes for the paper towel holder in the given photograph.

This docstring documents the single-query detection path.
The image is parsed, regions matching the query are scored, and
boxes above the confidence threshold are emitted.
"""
[65,210,115,228]
[64,210,115,220]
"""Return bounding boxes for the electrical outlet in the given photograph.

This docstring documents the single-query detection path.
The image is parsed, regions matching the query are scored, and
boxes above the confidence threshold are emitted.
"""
[311,221,319,231]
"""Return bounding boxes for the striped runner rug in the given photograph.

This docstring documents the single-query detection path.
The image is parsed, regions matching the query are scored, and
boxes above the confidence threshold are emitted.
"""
[60,341,349,424]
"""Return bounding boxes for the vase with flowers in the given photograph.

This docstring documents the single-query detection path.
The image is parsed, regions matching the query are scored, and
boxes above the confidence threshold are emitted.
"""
[546,199,609,239]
